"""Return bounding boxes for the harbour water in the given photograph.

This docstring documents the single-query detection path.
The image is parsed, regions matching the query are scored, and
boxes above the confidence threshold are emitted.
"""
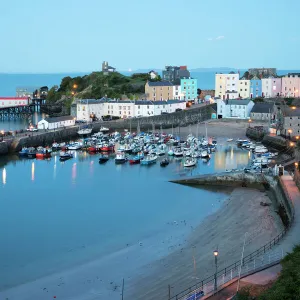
[0,143,251,298]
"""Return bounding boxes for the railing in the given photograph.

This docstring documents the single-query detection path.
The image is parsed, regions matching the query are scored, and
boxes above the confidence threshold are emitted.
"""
[170,177,294,300]
[170,230,287,300]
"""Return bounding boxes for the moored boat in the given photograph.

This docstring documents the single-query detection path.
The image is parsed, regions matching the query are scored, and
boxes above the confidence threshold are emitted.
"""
[36,149,51,159]
[99,155,109,164]
[115,151,126,164]
[59,151,73,161]
[140,154,157,165]
[183,157,197,167]
[160,158,169,167]
[27,147,36,159]
[129,156,141,165]
[19,147,28,157]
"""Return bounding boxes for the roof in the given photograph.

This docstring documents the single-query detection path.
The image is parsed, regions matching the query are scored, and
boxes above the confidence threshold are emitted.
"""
[223,99,252,105]
[0,97,28,100]
[77,99,106,104]
[43,116,74,123]
[147,81,173,87]
[251,103,274,113]
[284,108,300,117]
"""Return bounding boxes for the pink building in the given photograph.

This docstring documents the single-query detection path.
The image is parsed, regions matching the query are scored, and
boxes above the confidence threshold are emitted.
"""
[0,97,29,108]
[282,73,300,97]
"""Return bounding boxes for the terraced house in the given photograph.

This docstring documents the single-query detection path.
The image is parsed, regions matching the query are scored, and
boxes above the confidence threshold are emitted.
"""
[145,81,174,101]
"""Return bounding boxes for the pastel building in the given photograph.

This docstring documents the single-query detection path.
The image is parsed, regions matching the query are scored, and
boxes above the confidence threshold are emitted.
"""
[173,85,184,100]
[250,76,262,98]
[215,72,239,100]
[180,78,197,100]
[261,77,282,98]
[77,99,105,121]
[217,99,254,119]
[238,79,250,99]
[281,73,300,98]
[145,81,173,101]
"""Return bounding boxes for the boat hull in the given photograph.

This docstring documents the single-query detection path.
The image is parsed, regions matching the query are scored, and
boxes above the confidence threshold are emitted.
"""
[115,159,126,164]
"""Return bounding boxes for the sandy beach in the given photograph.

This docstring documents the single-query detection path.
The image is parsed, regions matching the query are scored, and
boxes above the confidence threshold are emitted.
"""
[0,186,283,300]
[128,187,283,300]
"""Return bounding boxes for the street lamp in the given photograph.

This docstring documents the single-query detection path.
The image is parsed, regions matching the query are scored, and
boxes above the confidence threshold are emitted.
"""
[248,119,252,127]
[73,84,78,89]
[290,142,295,147]
[0,130,4,141]
[288,129,292,140]
[213,250,219,292]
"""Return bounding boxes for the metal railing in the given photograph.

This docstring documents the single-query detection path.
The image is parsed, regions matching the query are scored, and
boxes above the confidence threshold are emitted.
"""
[170,231,287,300]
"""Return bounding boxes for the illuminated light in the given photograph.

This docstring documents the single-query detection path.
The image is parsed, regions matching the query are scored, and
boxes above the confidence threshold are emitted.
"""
[214,250,219,256]
[72,163,77,182]
[290,142,295,147]
[73,84,78,89]
[31,162,35,181]
[2,168,6,185]
[291,106,296,110]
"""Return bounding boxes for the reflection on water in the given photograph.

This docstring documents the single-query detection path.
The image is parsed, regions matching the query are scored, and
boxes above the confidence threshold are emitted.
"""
[2,168,6,185]
[215,146,251,170]
[72,163,77,184]
[31,162,35,181]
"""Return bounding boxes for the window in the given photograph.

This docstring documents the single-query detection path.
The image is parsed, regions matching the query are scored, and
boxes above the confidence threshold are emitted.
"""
[138,105,140,109]
[192,81,194,84]
[147,105,149,109]
[245,89,247,91]
[123,106,126,110]
[128,106,130,110]
[153,88,156,91]
[220,85,222,88]
[227,77,230,80]
[153,93,156,97]
[128,111,130,115]
[119,106,121,110]
[168,87,170,90]
[119,111,122,115]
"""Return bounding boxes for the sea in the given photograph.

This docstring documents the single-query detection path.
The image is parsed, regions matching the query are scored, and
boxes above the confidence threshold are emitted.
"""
[0,143,252,299]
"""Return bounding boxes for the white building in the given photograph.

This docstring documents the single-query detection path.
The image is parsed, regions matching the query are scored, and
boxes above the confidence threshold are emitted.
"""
[105,100,135,119]
[0,97,29,108]
[37,116,75,130]
[262,77,282,98]
[77,99,105,122]
[217,99,254,119]
[173,85,183,100]
[238,79,250,99]
[215,72,239,100]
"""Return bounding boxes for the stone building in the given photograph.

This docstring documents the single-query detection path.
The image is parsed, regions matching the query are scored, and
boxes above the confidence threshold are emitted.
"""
[282,107,300,137]
[250,102,275,121]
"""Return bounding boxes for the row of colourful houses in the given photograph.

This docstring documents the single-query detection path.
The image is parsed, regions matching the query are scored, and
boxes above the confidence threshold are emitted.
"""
[215,72,300,100]
[144,78,198,101]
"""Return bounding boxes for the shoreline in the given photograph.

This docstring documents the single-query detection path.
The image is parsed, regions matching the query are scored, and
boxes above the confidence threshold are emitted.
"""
[0,187,283,300]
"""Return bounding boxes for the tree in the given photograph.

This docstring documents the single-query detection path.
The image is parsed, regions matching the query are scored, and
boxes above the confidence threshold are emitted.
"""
[59,76,72,92]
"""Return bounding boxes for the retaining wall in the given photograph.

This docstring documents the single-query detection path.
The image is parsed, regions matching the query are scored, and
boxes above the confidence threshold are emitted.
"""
[0,141,9,155]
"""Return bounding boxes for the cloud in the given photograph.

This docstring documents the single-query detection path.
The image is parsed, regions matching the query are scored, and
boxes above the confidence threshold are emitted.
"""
[207,36,225,41]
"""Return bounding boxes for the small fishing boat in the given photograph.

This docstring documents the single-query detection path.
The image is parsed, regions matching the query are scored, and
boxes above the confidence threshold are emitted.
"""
[36,148,51,159]
[183,157,197,167]
[19,147,28,157]
[78,128,92,136]
[99,155,109,164]
[27,147,36,159]
[67,142,82,150]
[160,158,169,167]
[59,151,73,161]
[200,150,210,158]
[52,142,61,151]
[100,144,114,152]
[100,126,109,133]
[227,138,233,142]
[115,151,126,164]
[140,154,157,165]
[174,148,183,157]
[129,156,141,165]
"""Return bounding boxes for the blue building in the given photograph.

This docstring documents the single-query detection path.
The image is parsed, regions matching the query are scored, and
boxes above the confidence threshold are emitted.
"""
[250,76,262,98]
[180,78,198,101]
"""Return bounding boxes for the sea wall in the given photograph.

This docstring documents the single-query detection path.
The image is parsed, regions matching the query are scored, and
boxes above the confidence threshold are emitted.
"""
[0,141,9,155]
[171,172,294,226]
[7,104,214,152]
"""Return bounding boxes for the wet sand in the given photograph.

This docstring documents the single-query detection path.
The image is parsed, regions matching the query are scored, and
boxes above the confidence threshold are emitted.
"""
[127,187,283,300]
[0,187,283,300]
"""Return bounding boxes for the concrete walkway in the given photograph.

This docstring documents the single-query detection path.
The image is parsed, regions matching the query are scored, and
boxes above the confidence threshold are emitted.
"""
[208,264,282,300]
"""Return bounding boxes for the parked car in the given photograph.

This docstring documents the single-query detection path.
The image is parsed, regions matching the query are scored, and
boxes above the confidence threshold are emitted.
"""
[175,108,183,112]
[161,112,169,115]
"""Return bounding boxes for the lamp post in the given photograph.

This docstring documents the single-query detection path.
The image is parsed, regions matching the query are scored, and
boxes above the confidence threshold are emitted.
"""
[0,130,4,141]
[213,249,219,292]
[295,162,298,171]
[288,129,292,140]
[248,119,252,128]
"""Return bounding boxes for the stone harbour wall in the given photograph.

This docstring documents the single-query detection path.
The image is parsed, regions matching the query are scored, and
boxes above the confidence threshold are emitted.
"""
[0,141,9,155]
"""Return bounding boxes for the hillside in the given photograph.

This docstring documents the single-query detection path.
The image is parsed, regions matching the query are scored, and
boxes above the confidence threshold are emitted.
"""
[46,71,156,108]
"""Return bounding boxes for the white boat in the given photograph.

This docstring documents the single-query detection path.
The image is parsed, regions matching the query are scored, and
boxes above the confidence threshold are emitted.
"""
[100,126,109,133]
[227,138,233,142]
[140,154,157,165]
[254,146,268,154]
[115,151,126,164]
[59,152,73,161]
[78,128,92,135]
[67,142,82,150]
[183,157,197,167]
[174,148,183,157]
[200,150,209,158]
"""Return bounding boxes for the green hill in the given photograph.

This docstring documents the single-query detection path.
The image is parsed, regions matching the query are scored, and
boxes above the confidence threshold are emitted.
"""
[46,71,160,106]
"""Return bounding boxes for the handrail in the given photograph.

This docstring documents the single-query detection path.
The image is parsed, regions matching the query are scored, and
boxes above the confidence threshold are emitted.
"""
[170,177,294,300]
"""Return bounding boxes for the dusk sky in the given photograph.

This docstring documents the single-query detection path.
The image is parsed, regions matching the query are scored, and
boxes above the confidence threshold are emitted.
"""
[1,0,300,73]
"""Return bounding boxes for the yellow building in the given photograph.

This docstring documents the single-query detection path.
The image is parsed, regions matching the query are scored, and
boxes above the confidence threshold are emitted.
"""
[145,81,174,101]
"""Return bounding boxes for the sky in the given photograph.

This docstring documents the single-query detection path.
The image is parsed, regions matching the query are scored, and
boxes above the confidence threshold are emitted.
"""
[1,0,300,73]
